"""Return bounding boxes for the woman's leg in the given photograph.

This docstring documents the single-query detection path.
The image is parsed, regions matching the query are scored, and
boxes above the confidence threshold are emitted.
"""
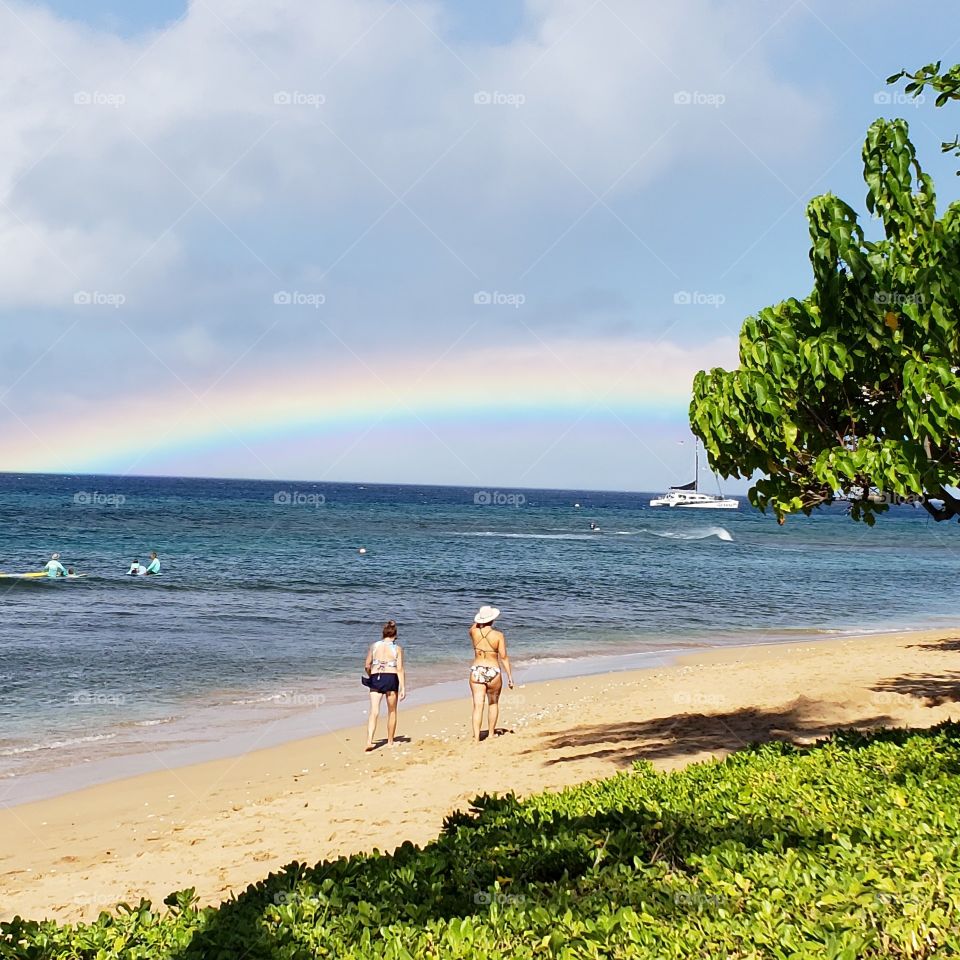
[486,674,504,737]
[469,680,487,741]
[366,691,384,749]
[385,691,399,744]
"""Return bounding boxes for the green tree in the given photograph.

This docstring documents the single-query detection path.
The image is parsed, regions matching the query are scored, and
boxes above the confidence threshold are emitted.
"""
[888,62,960,170]
[690,117,960,524]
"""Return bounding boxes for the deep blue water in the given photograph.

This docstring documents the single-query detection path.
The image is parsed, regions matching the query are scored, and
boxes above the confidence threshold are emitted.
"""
[1,473,957,784]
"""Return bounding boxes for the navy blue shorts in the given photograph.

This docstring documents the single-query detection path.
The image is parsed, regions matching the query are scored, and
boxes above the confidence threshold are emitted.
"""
[367,672,400,694]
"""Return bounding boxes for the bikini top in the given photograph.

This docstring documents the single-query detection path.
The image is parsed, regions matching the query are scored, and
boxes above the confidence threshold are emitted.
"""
[472,627,497,656]
[371,640,399,670]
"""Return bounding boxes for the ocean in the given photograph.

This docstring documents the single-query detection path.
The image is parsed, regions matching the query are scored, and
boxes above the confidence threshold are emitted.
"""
[1,473,957,803]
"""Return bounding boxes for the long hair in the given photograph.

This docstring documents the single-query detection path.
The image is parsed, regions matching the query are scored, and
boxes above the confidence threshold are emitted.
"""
[382,620,398,639]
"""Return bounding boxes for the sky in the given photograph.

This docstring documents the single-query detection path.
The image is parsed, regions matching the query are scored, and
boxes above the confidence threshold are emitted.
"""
[0,0,958,492]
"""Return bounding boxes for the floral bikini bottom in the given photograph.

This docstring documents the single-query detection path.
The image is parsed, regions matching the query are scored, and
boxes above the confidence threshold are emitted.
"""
[470,664,501,685]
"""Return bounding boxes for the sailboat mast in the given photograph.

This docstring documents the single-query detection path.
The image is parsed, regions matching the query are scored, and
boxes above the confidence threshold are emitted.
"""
[695,438,699,492]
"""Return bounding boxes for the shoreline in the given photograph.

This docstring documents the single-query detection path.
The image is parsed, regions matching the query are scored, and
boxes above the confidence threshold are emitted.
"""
[0,619,931,808]
[3,624,960,922]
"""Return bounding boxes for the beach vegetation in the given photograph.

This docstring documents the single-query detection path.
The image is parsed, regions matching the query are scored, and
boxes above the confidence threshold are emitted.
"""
[4,723,960,958]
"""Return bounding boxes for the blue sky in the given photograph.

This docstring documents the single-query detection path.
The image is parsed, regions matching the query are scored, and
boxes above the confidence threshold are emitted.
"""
[1,0,958,490]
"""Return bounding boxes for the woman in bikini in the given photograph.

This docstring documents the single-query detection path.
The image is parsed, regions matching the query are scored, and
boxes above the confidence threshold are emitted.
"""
[469,605,514,742]
[364,620,406,751]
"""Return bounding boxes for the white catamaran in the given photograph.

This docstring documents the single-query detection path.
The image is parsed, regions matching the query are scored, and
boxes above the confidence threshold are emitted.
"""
[649,440,739,510]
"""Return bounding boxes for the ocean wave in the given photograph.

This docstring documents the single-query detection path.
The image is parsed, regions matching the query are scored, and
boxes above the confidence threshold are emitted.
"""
[0,732,117,756]
[230,691,294,705]
[645,526,733,542]
[133,716,175,727]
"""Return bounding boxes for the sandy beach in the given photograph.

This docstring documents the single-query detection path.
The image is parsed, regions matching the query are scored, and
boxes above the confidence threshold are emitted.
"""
[3,626,960,923]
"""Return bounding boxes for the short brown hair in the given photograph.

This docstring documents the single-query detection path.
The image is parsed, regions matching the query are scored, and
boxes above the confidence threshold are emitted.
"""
[382,620,398,639]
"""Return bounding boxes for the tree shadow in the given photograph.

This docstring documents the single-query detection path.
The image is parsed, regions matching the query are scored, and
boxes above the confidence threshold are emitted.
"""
[873,672,960,707]
[909,636,960,653]
[527,699,894,768]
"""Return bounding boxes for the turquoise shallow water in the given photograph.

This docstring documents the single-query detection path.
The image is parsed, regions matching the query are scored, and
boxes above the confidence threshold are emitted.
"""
[1,472,958,793]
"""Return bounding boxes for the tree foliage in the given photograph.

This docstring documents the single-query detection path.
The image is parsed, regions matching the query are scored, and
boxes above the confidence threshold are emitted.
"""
[691,118,960,524]
[889,62,960,170]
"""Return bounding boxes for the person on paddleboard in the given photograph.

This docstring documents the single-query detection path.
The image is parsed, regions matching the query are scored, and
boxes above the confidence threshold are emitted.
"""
[127,558,146,576]
[145,552,161,575]
[45,553,67,578]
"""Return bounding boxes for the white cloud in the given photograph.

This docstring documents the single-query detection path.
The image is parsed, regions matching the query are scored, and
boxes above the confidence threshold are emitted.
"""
[0,0,821,418]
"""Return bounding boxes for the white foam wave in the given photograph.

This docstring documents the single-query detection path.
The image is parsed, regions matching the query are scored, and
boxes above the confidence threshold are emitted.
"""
[645,526,733,542]
[0,732,117,757]
[230,691,293,705]
[134,717,175,727]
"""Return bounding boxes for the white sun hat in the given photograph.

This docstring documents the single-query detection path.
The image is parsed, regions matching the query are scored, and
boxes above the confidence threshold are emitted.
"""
[474,605,501,624]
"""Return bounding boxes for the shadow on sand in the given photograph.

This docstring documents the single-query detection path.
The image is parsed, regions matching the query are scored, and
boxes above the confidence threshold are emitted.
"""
[527,699,894,768]
[872,671,960,708]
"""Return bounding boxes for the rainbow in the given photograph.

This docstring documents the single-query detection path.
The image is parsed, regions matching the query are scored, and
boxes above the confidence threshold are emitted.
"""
[4,337,736,475]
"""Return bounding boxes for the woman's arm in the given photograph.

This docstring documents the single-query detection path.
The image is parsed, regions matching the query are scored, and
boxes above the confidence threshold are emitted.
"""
[498,635,514,688]
[364,644,373,676]
[397,646,406,700]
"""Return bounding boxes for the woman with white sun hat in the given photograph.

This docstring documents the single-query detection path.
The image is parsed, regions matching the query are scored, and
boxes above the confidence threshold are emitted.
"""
[468,605,514,742]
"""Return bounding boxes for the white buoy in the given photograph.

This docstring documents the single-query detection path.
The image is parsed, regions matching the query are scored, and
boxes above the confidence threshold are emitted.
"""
[574,502,580,508]
[358,547,367,555]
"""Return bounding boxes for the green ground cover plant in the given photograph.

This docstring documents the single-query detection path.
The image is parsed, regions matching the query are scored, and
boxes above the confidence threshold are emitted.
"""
[4,724,960,958]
